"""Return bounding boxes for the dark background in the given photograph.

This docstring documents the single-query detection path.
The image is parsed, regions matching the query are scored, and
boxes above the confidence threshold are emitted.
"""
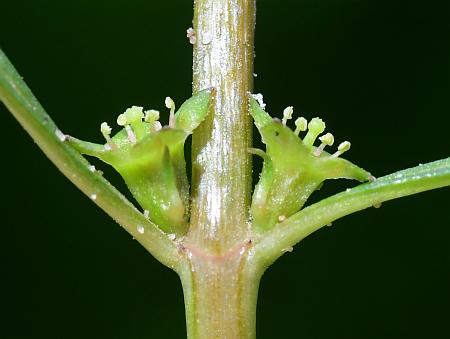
[1,1,449,338]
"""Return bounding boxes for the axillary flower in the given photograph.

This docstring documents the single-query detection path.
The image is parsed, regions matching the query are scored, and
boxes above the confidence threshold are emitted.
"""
[68,89,214,236]
[249,95,374,232]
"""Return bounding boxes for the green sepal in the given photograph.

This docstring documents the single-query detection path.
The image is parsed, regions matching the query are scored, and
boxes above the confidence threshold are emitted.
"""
[249,98,373,232]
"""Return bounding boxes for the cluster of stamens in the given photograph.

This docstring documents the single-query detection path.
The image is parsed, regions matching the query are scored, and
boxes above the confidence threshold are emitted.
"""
[281,106,351,158]
[98,98,176,150]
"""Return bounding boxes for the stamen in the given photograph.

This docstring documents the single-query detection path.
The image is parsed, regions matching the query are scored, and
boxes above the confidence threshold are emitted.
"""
[125,125,137,143]
[281,106,293,125]
[303,117,326,147]
[332,141,351,157]
[124,106,144,123]
[144,109,160,123]
[294,117,307,135]
[117,113,127,126]
[124,106,145,140]
[165,97,176,128]
[100,122,114,148]
[144,109,162,132]
[314,132,334,157]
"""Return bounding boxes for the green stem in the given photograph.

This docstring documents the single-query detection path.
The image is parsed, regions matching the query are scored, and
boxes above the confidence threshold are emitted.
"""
[189,0,255,253]
[251,157,450,268]
[0,48,182,271]
[179,245,261,339]
[181,0,257,338]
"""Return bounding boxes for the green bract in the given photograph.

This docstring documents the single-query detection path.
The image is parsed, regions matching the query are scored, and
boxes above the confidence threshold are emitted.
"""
[249,96,374,232]
[68,89,214,235]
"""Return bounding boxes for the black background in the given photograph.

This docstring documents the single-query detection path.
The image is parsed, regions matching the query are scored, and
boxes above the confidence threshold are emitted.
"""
[1,1,449,338]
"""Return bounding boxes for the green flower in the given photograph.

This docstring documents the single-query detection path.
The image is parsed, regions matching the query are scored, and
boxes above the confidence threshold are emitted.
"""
[68,89,214,235]
[249,95,374,232]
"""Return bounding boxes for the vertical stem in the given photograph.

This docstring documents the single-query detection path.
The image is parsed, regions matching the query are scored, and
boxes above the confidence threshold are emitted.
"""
[180,247,262,339]
[189,0,256,253]
[181,1,258,338]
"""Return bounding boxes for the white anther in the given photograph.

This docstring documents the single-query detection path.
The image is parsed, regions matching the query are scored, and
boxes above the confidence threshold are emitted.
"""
[294,117,308,135]
[100,122,114,146]
[117,113,127,126]
[165,97,175,111]
[100,122,112,135]
[332,141,351,157]
[165,97,176,127]
[313,133,335,156]
[303,117,326,147]
[124,106,144,123]
[144,109,160,123]
[282,106,293,125]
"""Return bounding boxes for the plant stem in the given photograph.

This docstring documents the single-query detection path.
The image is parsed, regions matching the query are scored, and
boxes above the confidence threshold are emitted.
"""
[181,0,257,338]
[180,245,262,339]
[189,0,255,253]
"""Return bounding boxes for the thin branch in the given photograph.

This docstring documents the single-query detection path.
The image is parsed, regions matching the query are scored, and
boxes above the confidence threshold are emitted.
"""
[0,48,182,271]
[251,157,450,269]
